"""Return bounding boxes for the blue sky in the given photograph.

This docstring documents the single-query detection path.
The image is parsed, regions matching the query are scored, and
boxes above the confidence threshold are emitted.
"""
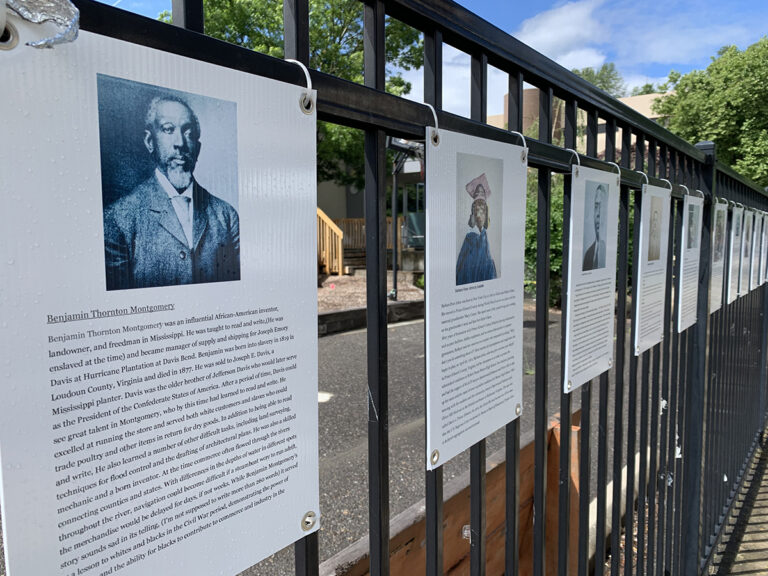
[107,0,767,115]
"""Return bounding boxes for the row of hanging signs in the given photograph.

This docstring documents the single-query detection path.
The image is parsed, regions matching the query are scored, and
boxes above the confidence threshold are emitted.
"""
[0,15,765,576]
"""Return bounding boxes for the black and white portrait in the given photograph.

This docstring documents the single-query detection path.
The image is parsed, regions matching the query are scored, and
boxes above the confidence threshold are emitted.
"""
[648,197,663,262]
[714,208,725,263]
[98,75,241,291]
[687,204,700,250]
[743,214,753,261]
[582,182,607,271]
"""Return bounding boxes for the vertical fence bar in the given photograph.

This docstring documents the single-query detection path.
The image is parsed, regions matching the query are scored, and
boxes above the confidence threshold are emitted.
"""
[533,85,554,576]
[469,50,488,576]
[363,3,389,575]
[284,2,318,573]
[579,107,599,576]
[558,97,577,576]
[634,133,649,576]
[621,125,636,576]
[423,25,443,576]
[171,0,204,32]
[645,139,659,576]
[505,68,524,576]
[682,144,713,575]
[283,0,309,64]
[655,144,671,576]
[665,151,683,574]
[611,122,629,576]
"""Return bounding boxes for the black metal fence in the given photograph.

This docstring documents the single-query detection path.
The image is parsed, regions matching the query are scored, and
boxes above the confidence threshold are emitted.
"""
[75,0,768,574]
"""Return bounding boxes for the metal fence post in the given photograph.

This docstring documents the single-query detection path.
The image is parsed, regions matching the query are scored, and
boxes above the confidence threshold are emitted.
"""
[680,142,715,574]
[364,2,390,575]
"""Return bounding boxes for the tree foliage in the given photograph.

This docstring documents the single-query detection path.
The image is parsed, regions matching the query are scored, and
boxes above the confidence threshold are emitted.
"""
[653,37,768,187]
[162,0,423,188]
[572,63,626,98]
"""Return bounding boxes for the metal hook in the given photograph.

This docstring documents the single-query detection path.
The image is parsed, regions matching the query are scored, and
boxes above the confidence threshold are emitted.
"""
[509,130,527,151]
[692,189,705,199]
[424,103,440,146]
[636,170,649,186]
[284,58,315,114]
[660,178,673,190]
[607,161,621,186]
[565,148,580,176]
[510,130,527,161]
[679,184,690,196]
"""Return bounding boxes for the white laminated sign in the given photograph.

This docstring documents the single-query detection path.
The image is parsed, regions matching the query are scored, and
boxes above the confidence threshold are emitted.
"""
[563,166,620,392]
[425,128,527,470]
[0,20,319,576]
[634,183,671,354]
[677,192,704,332]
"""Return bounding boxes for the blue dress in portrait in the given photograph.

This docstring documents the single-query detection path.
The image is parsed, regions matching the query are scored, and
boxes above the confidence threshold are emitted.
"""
[456,228,497,285]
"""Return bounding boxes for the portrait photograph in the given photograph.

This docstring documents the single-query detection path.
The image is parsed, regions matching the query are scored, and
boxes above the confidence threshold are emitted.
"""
[714,208,726,263]
[647,196,663,262]
[97,74,241,291]
[582,180,608,271]
[455,153,503,286]
[687,204,700,250]
[743,214,753,261]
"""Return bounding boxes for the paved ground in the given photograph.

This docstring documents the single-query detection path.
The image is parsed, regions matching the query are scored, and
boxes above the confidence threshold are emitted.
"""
[711,434,768,575]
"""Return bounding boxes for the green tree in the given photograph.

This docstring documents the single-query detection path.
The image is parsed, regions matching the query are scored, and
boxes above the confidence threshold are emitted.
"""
[161,0,422,189]
[630,82,661,96]
[572,63,626,98]
[653,38,768,187]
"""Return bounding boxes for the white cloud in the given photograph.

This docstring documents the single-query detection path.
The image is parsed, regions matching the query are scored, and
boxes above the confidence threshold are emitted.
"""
[623,73,670,93]
[515,0,608,68]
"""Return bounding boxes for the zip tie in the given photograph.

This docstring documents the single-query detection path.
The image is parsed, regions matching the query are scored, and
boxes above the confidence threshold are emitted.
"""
[565,148,580,176]
[285,58,314,114]
[510,130,527,162]
[607,161,621,187]
[636,170,649,186]
[424,103,440,146]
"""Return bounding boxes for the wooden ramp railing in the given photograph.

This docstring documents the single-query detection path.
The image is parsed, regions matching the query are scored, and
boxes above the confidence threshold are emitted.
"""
[334,216,405,250]
[317,208,344,275]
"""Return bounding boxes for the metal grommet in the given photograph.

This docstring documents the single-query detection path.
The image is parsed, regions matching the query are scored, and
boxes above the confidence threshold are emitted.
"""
[301,511,317,532]
[299,93,314,115]
[0,21,19,51]
[515,404,522,416]
[430,449,439,465]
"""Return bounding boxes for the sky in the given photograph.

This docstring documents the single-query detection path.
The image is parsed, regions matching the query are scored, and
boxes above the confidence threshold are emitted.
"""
[105,0,767,116]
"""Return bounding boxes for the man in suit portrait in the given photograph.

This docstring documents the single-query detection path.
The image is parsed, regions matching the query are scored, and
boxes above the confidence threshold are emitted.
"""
[583,184,607,271]
[103,93,240,291]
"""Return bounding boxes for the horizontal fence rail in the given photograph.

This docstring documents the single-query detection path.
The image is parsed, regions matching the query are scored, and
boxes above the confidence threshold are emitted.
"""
[24,0,768,575]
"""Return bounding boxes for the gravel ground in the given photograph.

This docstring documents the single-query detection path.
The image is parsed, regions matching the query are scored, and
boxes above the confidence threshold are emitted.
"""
[318,271,423,313]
